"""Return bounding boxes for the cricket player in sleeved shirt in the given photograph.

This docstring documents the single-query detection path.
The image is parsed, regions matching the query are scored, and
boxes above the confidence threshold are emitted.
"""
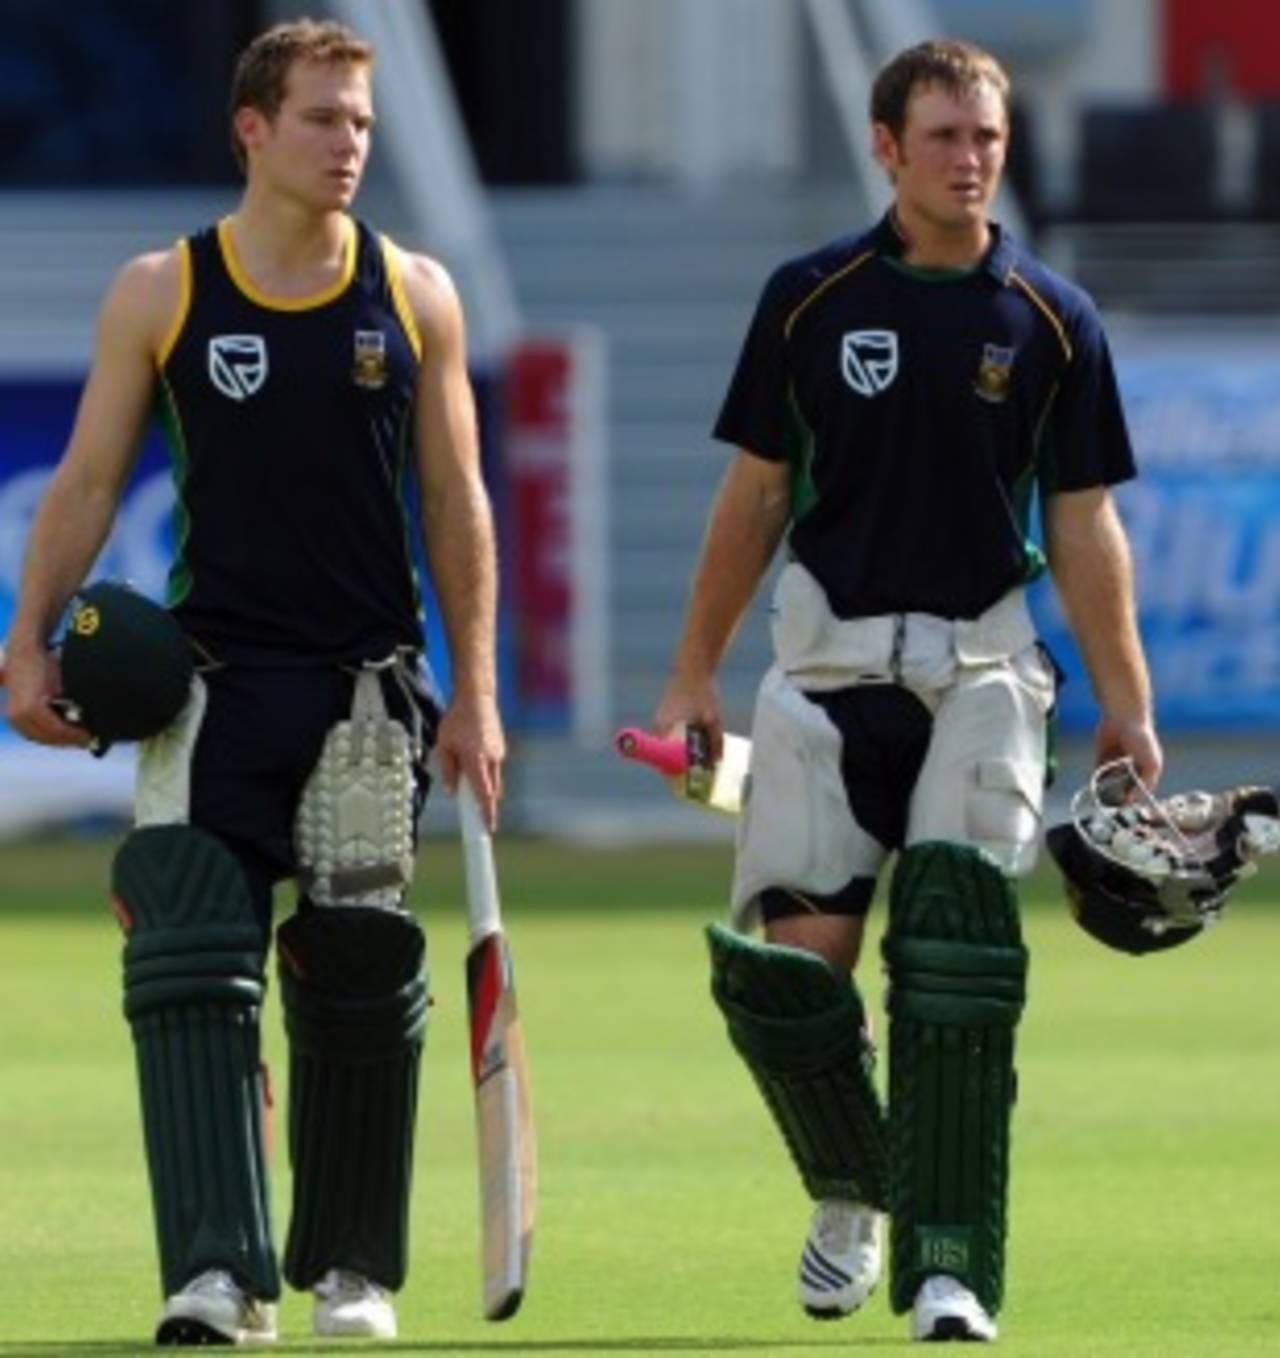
[4,18,503,1347]
[656,39,1159,1344]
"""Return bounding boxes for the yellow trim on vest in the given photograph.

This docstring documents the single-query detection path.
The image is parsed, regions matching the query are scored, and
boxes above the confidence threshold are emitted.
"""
[784,251,874,340]
[1008,269,1073,364]
[216,215,356,311]
[156,238,192,370]
[380,235,422,362]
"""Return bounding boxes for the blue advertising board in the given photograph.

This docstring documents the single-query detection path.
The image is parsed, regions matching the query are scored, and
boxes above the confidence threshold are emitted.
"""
[0,381,173,598]
[1030,348,1280,730]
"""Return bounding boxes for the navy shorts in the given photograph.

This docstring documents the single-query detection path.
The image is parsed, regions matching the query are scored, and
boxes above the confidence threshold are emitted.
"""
[188,663,439,920]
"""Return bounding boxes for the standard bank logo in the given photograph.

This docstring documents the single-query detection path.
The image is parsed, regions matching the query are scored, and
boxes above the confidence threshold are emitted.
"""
[208,335,268,401]
[840,330,898,397]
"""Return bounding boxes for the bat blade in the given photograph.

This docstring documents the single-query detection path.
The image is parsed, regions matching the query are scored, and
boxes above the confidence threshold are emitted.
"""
[466,930,535,1319]
[460,781,536,1321]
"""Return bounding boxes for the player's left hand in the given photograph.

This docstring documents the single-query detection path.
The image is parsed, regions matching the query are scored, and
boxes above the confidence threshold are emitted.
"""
[1094,713,1162,790]
[436,691,505,830]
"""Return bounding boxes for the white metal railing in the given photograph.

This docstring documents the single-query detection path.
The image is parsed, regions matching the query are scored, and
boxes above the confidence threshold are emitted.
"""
[803,0,889,214]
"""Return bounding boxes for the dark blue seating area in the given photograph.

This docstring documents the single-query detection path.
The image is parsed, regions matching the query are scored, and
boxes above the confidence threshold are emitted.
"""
[1254,101,1280,221]
[0,0,256,186]
[1077,102,1218,222]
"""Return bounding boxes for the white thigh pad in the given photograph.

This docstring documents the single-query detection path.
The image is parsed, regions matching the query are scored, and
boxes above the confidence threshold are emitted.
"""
[295,669,416,908]
[135,675,208,827]
[907,644,1055,875]
[731,667,887,929]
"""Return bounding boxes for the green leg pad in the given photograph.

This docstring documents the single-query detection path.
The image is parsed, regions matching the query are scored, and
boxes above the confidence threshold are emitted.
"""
[706,922,887,1208]
[113,827,279,1300]
[883,842,1028,1316]
[277,906,429,1291]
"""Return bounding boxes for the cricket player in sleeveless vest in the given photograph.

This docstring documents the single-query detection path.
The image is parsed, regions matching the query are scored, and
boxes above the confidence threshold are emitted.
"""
[656,40,1161,1343]
[5,19,504,1347]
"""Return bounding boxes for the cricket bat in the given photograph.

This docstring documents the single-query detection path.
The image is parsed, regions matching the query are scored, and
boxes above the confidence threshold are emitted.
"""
[458,777,536,1321]
[614,725,750,815]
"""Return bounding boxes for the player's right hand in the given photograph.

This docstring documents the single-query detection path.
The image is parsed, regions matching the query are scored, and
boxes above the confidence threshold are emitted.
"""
[1,645,93,748]
[653,673,723,760]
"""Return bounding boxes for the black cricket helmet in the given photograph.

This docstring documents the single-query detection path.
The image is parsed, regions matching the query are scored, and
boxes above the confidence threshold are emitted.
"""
[1045,819,1206,956]
[1045,759,1222,956]
[59,581,194,747]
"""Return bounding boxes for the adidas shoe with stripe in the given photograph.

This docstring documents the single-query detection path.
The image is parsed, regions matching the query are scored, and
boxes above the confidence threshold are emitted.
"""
[797,1199,882,1319]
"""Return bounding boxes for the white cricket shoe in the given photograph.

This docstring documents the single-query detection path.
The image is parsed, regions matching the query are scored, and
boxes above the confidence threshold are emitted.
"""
[911,1274,998,1342]
[797,1199,882,1318]
[313,1268,397,1339]
[156,1268,278,1346]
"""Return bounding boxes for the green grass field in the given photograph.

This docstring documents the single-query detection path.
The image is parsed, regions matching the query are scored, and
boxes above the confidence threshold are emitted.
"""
[1,834,1278,1356]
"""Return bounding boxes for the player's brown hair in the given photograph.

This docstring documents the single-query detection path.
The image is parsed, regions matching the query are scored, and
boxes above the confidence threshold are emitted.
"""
[228,18,374,172]
[870,39,1010,140]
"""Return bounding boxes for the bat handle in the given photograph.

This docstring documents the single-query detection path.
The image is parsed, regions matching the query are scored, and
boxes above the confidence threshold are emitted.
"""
[614,726,688,777]
[459,776,502,940]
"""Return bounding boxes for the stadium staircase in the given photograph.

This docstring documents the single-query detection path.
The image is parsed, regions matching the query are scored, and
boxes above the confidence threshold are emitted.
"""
[1042,222,1280,317]
[0,191,237,372]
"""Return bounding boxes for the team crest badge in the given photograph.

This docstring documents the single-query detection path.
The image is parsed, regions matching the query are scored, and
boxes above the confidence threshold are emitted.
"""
[353,330,388,389]
[208,335,268,401]
[840,330,898,397]
[974,343,1015,403]
[70,601,100,636]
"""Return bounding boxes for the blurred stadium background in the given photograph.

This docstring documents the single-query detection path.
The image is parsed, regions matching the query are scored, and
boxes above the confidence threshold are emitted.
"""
[1,0,1278,845]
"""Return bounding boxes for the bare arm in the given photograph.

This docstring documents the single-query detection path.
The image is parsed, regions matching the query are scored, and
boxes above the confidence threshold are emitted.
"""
[654,449,791,751]
[5,251,175,746]
[1045,486,1162,786]
[401,251,505,824]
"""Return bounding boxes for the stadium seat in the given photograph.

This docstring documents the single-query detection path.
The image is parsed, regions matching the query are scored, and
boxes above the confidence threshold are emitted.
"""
[1077,102,1217,222]
[1005,101,1042,230]
[1254,101,1280,219]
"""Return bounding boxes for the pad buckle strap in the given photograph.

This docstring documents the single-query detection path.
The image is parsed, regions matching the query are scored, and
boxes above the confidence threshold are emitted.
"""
[348,649,428,764]
[890,614,907,684]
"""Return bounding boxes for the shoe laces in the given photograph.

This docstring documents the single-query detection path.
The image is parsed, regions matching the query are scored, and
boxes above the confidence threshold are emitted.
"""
[316,1268,387,1303]
[920,1274,973,1306]
[814,1200,875,1253]
[185,1268,242,1300]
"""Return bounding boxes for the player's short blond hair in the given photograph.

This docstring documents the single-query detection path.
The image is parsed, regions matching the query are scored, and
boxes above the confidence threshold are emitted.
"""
[228,18,374,172]
[870,39,1010,140]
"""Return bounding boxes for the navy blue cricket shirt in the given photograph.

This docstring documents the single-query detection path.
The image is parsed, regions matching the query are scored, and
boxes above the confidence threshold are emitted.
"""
[714,213,1136,620]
